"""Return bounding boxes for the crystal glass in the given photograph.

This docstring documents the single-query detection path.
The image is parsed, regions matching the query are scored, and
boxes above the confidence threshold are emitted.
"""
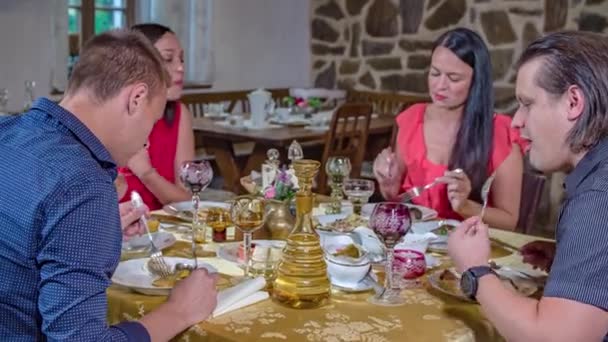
[23,80,36,112]
[0,88,8,113]
[343,178,375,215]
[230,195,267,278]
[393,249,427,289]
[325,156,351,214]
[368,202,411,306]
[287,140,304,163]
[179,160,213,268]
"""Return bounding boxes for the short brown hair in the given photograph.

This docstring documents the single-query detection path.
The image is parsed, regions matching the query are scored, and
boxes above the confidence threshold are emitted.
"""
[67,29,170,102]
[517,31,608,153]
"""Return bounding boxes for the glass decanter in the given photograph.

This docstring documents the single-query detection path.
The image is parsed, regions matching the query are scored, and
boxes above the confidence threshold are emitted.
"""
[324,156,351,214]
[272,159,330,309]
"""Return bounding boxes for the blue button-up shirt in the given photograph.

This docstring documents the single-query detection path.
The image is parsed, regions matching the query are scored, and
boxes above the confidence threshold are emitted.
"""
[0,98,149,341]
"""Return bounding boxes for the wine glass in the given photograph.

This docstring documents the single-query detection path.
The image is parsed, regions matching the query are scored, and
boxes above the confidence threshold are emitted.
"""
[179,160,214,268]
[368,202,411,306]
[325,156,351,214]
[393,249,427,289]
[230,195,267,278]
[0,88,8,114]
[342,178,375,215]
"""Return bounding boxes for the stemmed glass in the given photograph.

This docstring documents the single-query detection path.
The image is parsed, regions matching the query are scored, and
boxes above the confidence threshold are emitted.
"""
[0,88,8,114]
[368,202,411,306]
[342,178,375,215]
[179,160,214,268]
[287,140,304,163]
[230,195,267,278]
[325,156,351,214]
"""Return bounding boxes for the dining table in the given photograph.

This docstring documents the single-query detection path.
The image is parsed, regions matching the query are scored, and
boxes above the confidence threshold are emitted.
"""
[192,113,395,194]
[107,204,550,342]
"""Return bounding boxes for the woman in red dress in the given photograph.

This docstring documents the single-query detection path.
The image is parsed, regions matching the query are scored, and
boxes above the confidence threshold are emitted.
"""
[118,23,195,210]
[374,28,525,230]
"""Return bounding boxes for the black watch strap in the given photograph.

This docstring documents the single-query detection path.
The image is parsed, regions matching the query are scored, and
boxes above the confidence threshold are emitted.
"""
[469,266,495,279]
[461,266,496,301]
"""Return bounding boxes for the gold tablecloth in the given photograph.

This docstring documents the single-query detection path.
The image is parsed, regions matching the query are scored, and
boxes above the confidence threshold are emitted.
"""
[108,228,547,342]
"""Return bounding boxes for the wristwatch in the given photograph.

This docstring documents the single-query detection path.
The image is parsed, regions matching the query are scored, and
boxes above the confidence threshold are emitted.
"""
[460,266,496,301]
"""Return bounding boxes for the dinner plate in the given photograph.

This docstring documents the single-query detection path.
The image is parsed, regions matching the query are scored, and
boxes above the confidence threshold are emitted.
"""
[329,272,379,293]
[121,231,176,252]
[216,240,286,266]
[412,219,461,247]
[112,257,217,296]
[427,267,538,302]
[360,203,438,221]
[163,200,231,221]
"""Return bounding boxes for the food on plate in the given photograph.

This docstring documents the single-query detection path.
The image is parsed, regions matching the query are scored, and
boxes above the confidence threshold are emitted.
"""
[433,223,457,236]
[435,268,526,297]
[147,219,160,233]
[152,269,191,288]
[409,207,423,221]
[439,268,459,281]
[332,244,361,259]
[315,214,369,232]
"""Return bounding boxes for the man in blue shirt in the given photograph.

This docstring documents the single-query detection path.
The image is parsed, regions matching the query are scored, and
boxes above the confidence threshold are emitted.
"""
[0,29,217,341]
[448,31,608,340]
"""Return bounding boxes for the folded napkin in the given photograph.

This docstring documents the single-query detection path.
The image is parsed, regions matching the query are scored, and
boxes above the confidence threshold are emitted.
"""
[395,232,438,253]
[212,277,268,318]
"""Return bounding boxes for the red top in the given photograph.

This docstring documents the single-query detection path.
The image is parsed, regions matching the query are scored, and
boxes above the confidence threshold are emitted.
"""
[119,103,182,210]
[395,103,526,220]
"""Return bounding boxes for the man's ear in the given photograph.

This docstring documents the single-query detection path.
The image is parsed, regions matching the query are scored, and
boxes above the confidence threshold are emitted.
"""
[126,83,150,117]
[565,84,585,122]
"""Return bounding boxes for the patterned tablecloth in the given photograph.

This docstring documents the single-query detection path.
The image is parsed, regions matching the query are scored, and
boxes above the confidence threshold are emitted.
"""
[108,223,548,342]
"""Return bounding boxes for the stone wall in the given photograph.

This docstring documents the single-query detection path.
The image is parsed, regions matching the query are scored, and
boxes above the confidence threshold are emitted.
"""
[311,0,608,113]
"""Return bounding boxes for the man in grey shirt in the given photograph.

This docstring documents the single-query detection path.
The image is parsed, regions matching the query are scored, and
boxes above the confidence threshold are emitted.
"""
[448,31,608,341]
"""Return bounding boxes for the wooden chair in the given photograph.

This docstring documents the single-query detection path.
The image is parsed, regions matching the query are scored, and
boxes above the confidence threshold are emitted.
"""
[516,170,547,234]
[346,90,428,116]
[317,103,373,194]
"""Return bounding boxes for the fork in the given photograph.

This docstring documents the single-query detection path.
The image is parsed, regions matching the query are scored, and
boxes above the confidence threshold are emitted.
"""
[400,168,464,203]
[479,173,496,221]
[130,191,172,278]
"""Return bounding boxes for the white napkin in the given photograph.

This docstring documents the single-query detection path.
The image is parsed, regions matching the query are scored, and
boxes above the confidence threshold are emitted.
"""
[395,232,438,253]
[212,277,268,318]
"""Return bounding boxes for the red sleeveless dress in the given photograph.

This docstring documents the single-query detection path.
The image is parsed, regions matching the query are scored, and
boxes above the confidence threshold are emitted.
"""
[396,103,527,220]
[119,103,182,210]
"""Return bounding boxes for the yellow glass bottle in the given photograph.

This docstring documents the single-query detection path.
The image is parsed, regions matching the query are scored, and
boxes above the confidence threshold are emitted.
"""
[272,160,330,309]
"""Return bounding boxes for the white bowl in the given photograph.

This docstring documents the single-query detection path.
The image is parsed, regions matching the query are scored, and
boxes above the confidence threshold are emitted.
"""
[324,244,371,287]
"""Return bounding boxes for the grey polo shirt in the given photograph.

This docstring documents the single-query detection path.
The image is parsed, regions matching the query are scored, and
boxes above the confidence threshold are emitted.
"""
[544,138,608,327]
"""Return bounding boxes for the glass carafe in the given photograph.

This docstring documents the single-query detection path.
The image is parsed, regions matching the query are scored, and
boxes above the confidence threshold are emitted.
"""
[272,159,330,309]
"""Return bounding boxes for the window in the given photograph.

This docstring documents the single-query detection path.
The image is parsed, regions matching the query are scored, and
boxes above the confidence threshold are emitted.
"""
[67,0,134,75]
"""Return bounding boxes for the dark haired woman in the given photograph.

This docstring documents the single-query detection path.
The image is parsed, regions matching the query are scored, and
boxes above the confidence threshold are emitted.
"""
[373,27,525,230]
[118,23,194,210]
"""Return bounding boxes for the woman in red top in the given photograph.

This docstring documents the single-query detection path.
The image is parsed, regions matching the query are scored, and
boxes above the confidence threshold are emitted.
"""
[118,23,195,210]
[374,28,525,230]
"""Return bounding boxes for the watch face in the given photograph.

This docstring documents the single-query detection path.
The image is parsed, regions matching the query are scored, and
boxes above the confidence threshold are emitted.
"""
[460,271,476,299]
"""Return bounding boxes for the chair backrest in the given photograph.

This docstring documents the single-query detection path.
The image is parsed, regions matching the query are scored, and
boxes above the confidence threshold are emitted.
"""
[346,90,428,116]
[317,103,373,194]
[181,88,290,118]
[516,170,546,234]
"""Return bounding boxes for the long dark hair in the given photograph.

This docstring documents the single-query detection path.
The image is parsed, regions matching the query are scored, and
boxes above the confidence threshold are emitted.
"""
[433,28,494,202]
[131,23,178,126]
